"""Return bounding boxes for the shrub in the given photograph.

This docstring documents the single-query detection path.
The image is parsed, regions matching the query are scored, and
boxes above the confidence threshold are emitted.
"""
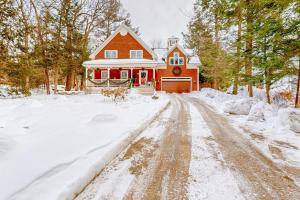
[100,87,128,102]
[272,90,293,108]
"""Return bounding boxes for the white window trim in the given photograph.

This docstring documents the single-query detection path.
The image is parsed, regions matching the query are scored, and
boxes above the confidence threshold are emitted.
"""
[139,70,148,85]
[104,50,118,59]
[130,50,143,59]
[169,57,184,66]
[120,70,128,80]
[169,52,184,66]
[101,71,109,79]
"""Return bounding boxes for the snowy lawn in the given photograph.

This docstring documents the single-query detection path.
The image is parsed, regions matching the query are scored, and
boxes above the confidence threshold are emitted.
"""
[191,89,300,175]
[0,92,169,200]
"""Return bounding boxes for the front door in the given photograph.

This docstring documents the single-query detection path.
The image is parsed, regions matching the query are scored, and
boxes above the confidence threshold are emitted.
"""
[139,70,148,86]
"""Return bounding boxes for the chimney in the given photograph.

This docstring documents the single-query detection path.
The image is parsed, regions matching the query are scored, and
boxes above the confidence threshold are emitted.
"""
[167,36,179,49]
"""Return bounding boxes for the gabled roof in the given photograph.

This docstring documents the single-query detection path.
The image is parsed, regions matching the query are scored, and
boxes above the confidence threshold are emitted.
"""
[89,24,157,60]
[164,43,188,58]
[153,47,201,65]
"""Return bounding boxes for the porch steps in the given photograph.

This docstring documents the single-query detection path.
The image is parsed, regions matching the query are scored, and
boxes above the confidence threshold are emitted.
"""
[135,87,155,96]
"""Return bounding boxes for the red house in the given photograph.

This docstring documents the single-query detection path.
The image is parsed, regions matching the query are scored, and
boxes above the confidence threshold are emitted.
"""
[83,24,200,93]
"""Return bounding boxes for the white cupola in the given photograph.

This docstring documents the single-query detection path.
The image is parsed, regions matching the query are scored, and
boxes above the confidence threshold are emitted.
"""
[167,36,179,49]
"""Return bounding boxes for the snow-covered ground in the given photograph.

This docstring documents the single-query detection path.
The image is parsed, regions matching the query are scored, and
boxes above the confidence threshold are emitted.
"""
[0,92,169,200]
[191,88,300,174]
[188,104,246,200]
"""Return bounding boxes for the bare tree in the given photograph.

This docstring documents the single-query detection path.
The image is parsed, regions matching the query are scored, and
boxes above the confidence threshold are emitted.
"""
[151,39,163,49]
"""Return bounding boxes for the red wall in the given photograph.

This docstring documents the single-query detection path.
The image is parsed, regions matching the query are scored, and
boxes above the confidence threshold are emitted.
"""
[155,47,198,91]
[95,33,153,60]
[94,69,131,79]
[132,69,153,85]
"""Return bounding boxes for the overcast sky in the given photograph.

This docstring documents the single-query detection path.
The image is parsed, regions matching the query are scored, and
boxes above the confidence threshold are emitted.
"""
[121,0,195,47]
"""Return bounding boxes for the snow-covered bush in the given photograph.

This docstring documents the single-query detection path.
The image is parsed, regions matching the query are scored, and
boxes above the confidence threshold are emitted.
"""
[223,98,256,115]
[247,101,274,122]
[247,102,265,122]
[100,87,128,102]
[279,108,300,133]
[272,91,292,108]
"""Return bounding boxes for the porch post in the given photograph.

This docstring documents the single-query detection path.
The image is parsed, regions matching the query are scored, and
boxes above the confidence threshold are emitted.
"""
[153,67,155,80]
[131,68,133,78]
[108,67,110,87]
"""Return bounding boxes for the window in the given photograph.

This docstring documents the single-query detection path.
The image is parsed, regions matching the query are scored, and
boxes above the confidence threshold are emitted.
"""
[121,70,128,80]
[130,50,143,59]
[169,52,184,66]
[104,50,118,59]
[101,71,108,79]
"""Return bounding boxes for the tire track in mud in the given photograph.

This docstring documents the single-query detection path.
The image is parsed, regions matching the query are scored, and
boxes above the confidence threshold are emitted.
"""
[123,94,192,200]
[187,96,300,200]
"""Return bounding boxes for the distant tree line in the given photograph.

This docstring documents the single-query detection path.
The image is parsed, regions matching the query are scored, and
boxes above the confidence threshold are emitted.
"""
[184,0,299,104]
[0,0,136,95]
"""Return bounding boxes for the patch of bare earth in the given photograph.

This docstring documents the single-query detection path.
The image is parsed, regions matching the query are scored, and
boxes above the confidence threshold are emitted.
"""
[123,95,192,200]
[187,96,300,200]
[268,144,285,160]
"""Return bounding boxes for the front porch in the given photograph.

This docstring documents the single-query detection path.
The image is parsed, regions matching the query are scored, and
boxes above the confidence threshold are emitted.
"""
[86,67,156,88]
[83,59,158,94]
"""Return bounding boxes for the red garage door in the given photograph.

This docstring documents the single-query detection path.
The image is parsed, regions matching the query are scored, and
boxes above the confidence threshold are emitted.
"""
[162,80,191,93]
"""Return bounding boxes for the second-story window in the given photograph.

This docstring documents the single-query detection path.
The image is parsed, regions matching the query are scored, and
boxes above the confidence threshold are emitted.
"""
[105,50,118,59]
[130,50,143,59]
[169,52,184,65]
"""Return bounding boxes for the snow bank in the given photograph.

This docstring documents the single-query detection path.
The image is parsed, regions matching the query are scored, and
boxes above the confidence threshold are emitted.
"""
[247,102,274,122]
[0,92,169,200]
[279,109,300,133]
[0,134,15,156]
[191,88,300,170]
[224,98,256,115]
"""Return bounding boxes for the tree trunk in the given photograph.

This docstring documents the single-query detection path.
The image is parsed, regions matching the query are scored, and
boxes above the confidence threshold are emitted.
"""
[53,64,59,94]
[214,7,219,90]
[265,69,271,104]
[213,73,219,90]
[295,54,300,107]
[64,11,74,91]
[65,68,74,91]
[80,73,85,91]
[245,0,253,97]
[233,3,242,95]
[44,68,50,94]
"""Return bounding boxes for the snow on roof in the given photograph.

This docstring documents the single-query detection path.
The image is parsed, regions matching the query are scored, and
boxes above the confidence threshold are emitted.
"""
[189,57,201,65]
[83,59,158,67]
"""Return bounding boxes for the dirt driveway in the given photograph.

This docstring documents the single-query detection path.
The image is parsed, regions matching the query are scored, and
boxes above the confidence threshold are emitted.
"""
[74,95,300,200]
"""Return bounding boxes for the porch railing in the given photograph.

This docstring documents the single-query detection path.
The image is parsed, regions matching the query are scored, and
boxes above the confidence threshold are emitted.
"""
[87,79,131,88]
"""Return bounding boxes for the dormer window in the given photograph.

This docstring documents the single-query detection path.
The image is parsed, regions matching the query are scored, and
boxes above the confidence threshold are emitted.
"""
[130,50,143,59]
[169,52,184,65]
[105,50,118,59]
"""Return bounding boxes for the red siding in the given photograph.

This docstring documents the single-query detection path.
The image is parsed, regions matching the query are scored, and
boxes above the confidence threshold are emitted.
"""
[95,33,153,60]
[155,47,198,92]
[94,69,132,79]
[94,69,101,79]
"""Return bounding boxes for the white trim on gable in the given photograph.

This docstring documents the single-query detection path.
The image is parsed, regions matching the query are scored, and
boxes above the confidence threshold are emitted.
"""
[89,24,157,60]
[165,44,188,58]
